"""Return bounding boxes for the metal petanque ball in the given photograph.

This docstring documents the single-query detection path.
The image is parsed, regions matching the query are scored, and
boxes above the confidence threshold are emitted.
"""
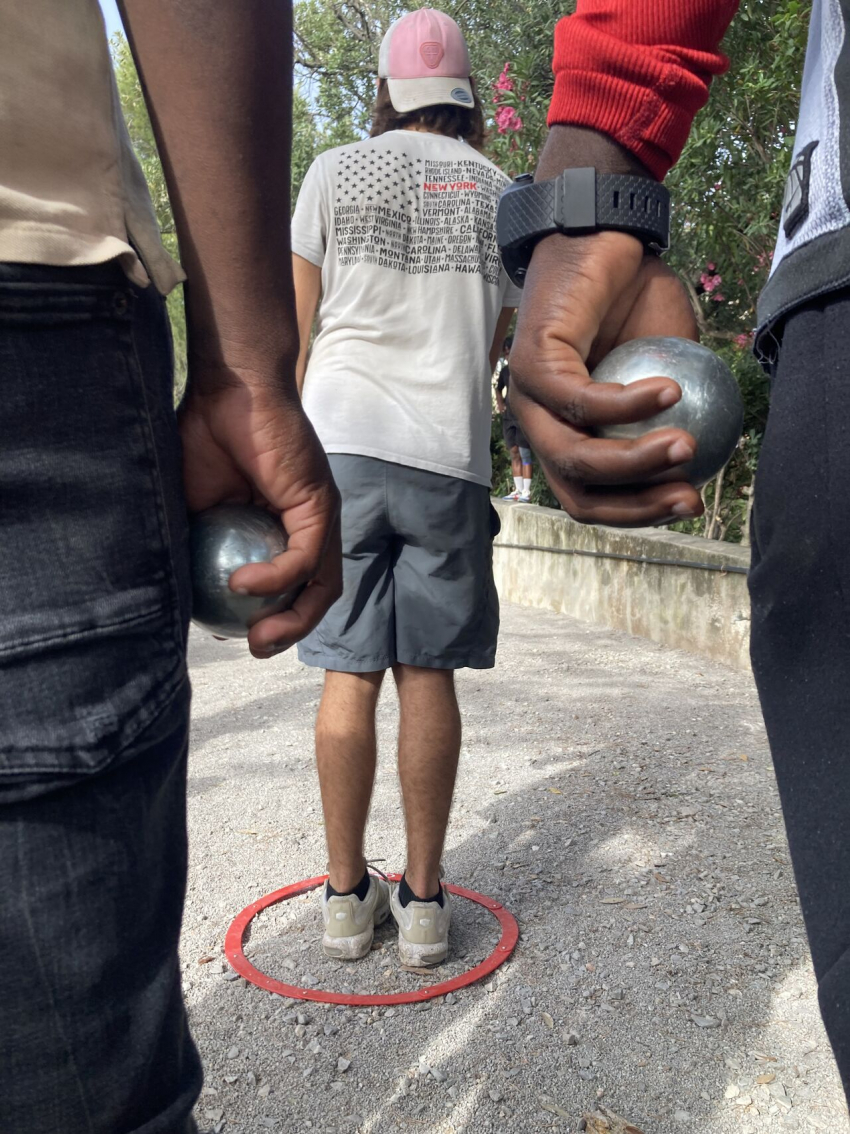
[591,336,744,487]
[190,505,293,639]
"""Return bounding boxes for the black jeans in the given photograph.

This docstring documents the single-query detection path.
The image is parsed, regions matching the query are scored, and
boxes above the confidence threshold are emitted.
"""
[750,289,850,1105]
[0,263,201,1131]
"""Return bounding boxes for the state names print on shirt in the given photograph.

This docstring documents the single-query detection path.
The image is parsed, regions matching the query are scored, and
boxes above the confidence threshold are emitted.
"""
[333,146,504,284]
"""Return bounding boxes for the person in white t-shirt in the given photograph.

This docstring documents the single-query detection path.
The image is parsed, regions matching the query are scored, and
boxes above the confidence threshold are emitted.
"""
[291,8,519,967]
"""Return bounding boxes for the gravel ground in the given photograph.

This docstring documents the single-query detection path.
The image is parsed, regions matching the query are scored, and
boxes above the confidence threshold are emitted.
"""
[184,602,849,1134]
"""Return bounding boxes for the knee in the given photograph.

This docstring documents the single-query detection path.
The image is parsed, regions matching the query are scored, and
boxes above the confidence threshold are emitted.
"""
[393,664,455,695]
[323,669,385,705]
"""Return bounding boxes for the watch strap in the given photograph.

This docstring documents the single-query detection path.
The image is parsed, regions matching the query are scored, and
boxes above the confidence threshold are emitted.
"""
[497,168,670,286]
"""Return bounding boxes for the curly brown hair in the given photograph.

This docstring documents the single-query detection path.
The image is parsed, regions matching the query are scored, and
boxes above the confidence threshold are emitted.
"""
[369,78,486,151]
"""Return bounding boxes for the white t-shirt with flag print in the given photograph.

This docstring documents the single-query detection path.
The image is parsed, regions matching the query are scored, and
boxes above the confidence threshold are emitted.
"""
[292,130,521,487]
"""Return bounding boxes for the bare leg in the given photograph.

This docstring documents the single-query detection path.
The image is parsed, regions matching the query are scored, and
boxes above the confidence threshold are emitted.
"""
[510,446,522,479]
[522,460,533,480]
[315,669,385,893]
[393,664,461,898]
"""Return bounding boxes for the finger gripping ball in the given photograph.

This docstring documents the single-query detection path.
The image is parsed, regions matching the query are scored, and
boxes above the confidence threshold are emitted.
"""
[190,504,293,639]
[591,336,744,487]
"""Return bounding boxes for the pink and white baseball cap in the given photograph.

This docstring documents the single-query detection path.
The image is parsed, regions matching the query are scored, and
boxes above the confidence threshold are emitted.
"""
[378,9,474,113]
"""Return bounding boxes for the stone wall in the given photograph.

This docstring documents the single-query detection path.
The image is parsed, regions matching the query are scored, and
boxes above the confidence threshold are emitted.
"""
[492,499,751,670]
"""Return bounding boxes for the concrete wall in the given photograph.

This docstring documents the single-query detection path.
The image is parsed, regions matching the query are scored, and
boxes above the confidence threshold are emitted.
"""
[492,499,752,670]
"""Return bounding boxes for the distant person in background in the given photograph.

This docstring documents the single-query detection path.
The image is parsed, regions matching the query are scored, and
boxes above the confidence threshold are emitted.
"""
[495,335,534,502]
[0,1,340,1130]
[292,8,519,968]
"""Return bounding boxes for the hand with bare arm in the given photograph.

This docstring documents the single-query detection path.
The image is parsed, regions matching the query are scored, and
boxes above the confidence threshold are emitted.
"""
[118,0,341,658]
[510,1,739,527]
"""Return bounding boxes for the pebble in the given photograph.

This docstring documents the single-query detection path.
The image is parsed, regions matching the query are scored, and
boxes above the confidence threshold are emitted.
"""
[489,1088,503,1102]
[337,1058,351,1073]
[222,970,240,982]
[431,1068,447,1082]
[296,1013,309,1025]
[324,1024,339,1036]
[226,1046,240,1060]
[673,1110,691,1122]
[690,1014,720,1028]
[725,1084,740,1100]
[258,1083,271,1099]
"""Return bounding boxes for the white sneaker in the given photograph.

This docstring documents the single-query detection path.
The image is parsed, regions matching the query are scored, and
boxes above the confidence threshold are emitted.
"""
[391,883,452,967]
[518,492,531,503]
[502,490,520,500]
[321,875,390,960]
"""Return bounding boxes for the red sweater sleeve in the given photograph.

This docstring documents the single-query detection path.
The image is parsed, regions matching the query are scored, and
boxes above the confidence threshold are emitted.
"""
[548,1,740,179]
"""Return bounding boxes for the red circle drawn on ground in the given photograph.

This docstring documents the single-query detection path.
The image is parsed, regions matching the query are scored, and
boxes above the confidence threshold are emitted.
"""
[225,872,519,1007]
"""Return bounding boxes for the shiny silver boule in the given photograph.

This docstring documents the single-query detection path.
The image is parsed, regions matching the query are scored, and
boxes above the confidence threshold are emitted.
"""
[190,505,294,639]
[591,336,744,487]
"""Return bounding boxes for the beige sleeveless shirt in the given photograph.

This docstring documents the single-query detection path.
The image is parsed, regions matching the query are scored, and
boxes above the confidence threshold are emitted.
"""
[0,0,183,295]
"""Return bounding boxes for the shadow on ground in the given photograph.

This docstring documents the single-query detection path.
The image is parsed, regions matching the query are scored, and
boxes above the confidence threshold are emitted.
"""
[183,606,848,1134]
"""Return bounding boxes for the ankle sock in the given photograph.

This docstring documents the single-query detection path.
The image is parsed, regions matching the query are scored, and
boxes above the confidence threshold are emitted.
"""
[327,869,370,902]
[398,873,444,908]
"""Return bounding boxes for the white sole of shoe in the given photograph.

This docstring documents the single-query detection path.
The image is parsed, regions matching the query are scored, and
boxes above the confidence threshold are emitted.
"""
[397,934,448,968]
[322,901,390,961]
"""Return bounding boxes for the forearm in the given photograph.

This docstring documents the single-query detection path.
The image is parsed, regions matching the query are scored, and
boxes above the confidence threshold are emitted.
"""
[119,0,297,390]
[547,0,740,180]
[490,308,515,375]
[292,255,321,396]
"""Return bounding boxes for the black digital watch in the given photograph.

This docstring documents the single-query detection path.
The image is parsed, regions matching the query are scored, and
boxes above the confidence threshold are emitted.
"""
[496,168,671,288]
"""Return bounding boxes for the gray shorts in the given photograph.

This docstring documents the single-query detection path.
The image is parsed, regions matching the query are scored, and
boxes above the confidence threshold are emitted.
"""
[298,455,501,672]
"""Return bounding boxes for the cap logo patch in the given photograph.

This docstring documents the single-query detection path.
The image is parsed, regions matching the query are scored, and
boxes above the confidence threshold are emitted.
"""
[420,41,444,68]
[451,87,473,104]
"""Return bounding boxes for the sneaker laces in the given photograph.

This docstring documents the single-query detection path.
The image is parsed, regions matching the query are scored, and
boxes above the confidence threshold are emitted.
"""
[366,860,390,885]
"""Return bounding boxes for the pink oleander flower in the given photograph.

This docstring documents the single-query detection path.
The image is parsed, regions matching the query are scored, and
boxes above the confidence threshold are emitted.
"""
[711,292,725,302]
[493,62,514,93]
[706,262,716,271]
[495,105,523,134]
[734,332,754,349]
[700,271,722,293]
